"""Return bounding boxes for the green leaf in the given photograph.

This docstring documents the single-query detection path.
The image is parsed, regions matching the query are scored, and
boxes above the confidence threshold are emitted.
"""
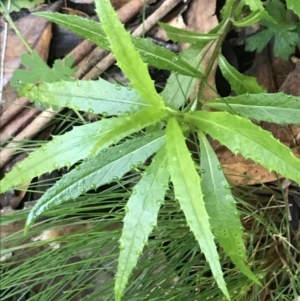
[246,0,300,60]
[198,132,259,284]
[246,28,273,53]
[218,54,264,95]
[95,0,164,108]
[267,0,290,24]
[233,10,263,27]
[161,46,205,109]
[115,147,169,301]
[10,52,76,91]
[186,111,300,185]
[272,26,299,60]
[0,108,166,193]
[244,0,275,22]
[159,22,219,45]
[25,132,165,230]
[221,0,236,18]
[0,0,44,12]
[91,107,167,155]
[134,36,202,78]
[287,0,300,18]
[166,117,229,300]
[204,92,300,124]
[33,12,202,78]
[20,79,149,115]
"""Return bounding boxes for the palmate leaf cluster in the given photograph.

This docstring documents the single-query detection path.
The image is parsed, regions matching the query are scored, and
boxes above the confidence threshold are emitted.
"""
[246,0,300,59]
[1,0,300,300]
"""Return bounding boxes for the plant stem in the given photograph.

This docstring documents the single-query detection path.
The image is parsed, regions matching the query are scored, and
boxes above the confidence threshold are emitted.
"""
[197,0,239,108]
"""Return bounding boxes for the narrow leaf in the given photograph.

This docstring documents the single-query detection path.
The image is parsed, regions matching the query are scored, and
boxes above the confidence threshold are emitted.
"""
[115,147,169,301]
[161,47,204,109]
[159,22,219,45]
[95,0,165,108]
[221,0,237,18]
[91,107,166,155]
[134,36,202,78]
[233,10,263,27]
[186,111,300,185]
[20,79,148,115]
[25,132,165,229]
[0,108,166,193]
[33,12,201,78]
[204,92,300,124]
[198,132,259,284]
[166,117,229,300]
[218,54,264,95]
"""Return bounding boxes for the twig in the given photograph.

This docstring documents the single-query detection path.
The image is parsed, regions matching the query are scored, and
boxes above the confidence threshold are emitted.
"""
[0,108,62,168]
[0,97,30,127]
[0,105,40,145]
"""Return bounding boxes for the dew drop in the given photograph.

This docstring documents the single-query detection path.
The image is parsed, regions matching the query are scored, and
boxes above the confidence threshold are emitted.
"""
[130,164,136,170]
[90,184,97,190]
[65,162,71,169]
[156,199,163,206]
[124,205,129,213]
[217,164,222,170]
[102,112,108,117]
[267,118,272,123]
[225,184,231,190]
[119,242,125,250]
[115,84,121,90]
[131,188,137,195]
[53,163,60,169]
[87,108,94,114]
[150,222,156,228]
[233,149,240,155]
[75,165,81,170]
[112,176,119,181]
[136,249,142,255]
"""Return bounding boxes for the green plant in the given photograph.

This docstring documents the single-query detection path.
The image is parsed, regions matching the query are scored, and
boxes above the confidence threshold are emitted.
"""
[1,0,300,300]
[246,0,300,59]
[0,0,44,13]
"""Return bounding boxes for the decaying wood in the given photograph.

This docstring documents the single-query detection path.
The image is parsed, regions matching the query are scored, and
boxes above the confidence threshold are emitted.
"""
[0,108,62,168]
[0,105,41,145]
